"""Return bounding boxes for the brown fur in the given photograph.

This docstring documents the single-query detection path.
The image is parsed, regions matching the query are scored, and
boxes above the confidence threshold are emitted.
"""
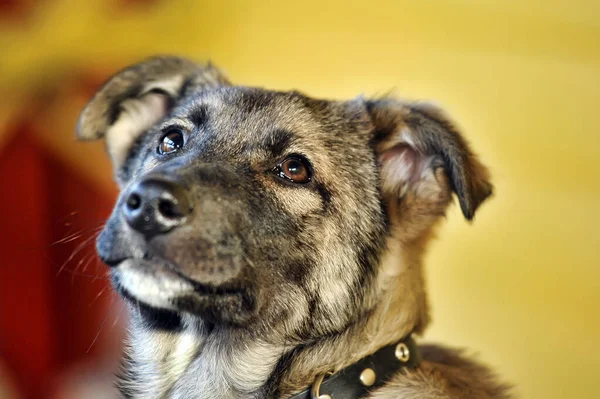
[76,56,512,398]
[368,345,512,399]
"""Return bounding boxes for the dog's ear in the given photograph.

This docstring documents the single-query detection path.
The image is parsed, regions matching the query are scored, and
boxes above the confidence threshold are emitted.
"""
[76,56,229,169]
[366,98,492,221]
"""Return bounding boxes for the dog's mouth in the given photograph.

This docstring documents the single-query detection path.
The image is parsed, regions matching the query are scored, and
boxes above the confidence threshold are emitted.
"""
[110,258,255,323]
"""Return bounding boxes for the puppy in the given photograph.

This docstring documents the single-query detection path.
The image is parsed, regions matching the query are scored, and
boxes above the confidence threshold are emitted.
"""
[77,56,511,398]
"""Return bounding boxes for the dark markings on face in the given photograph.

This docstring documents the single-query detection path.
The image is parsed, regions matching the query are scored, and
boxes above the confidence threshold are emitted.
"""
[178,75,196,99]
[102,87,390,334]
[188,104,208,128]
[315,182,332,211]
[137,301,182,331]
[172,291,256,326]
[280,261,313,286]
[261,129,296,158]
[118,132,147,181]
[235,89,274,113]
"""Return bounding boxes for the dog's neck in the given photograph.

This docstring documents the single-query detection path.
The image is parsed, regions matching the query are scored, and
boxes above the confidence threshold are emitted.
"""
[120,236,429,399]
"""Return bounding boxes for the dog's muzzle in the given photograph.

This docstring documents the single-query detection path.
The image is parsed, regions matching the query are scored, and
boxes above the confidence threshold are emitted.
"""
[97,170,256,323]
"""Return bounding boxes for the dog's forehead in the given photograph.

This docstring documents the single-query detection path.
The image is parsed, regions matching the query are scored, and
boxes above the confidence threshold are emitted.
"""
[159,87,371,173]
[182,87,320,129]
[163,87,350,162]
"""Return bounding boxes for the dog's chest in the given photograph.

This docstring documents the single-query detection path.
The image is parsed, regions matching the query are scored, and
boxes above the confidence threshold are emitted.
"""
[169,338,284,398]
[128,321,284,399]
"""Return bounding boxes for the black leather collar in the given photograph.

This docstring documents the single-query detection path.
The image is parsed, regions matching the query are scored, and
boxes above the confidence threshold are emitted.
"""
[288,335,421,399]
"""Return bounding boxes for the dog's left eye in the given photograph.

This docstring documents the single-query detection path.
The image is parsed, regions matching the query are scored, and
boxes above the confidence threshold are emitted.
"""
[275,155,312,184]
[158,128,185,155]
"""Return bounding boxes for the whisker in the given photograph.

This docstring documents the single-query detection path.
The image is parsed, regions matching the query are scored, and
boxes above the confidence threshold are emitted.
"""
[89,285,109,307]
[71,253,92,285]
[242,253,257,269]
[91,256,109,283]
[57,233,99,276]
[52,231,86,245]
[60,269,111,281]
[52,224,105,246]
[86,293,118,354]
[73,252,92,272]
[87,312,109,353]
[81,253,97,274]
[110,301,127,332]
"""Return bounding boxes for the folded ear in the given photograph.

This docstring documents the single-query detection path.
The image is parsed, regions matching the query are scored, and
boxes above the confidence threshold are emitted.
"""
[76,56,230,169]
[367,98,493,221]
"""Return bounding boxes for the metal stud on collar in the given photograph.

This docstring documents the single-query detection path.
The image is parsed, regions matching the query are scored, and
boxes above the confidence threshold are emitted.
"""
[359,368,376,386]
[395,342,410,362]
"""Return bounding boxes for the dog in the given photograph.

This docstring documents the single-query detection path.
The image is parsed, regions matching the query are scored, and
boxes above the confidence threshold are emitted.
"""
[77,56,512,398]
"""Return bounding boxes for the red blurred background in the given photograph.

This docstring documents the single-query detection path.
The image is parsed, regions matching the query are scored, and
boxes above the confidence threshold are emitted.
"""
[0,85,125,398]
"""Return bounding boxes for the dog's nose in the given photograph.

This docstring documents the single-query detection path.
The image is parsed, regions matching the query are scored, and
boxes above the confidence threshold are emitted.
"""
[123,176,192,238]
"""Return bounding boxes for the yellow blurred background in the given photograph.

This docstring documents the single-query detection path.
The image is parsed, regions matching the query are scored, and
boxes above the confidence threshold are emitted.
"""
[1,0,599,398]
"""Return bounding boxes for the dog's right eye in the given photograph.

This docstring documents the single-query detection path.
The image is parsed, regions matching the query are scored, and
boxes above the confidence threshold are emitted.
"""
[158,128,185,155]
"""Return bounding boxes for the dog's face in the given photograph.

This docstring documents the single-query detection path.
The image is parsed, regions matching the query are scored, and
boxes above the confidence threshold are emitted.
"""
[78,56,492,337]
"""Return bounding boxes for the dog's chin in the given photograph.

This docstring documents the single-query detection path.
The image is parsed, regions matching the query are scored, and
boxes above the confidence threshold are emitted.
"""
[111,259,256,326]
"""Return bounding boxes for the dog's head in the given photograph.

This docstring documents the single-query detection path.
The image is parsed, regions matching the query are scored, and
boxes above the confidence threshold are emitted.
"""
[78,56,491,337]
